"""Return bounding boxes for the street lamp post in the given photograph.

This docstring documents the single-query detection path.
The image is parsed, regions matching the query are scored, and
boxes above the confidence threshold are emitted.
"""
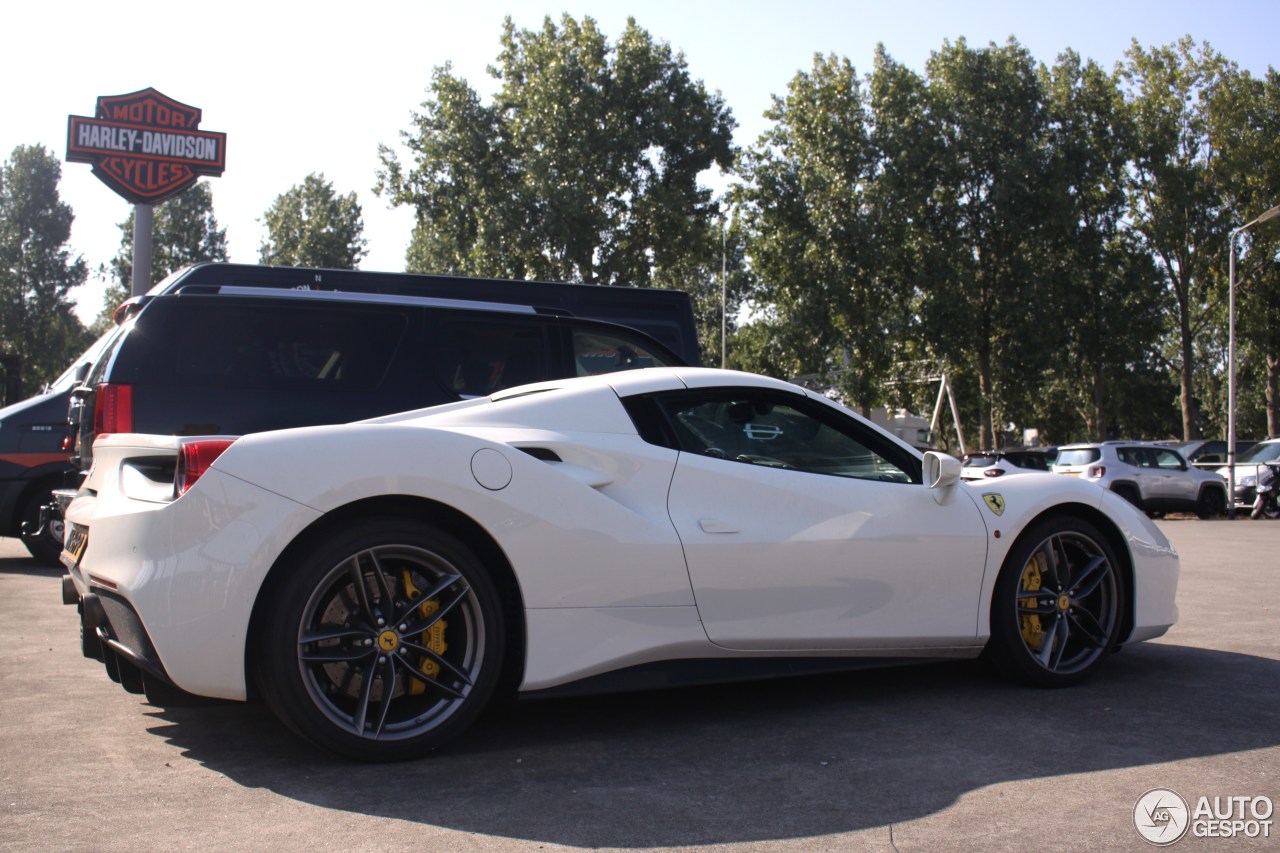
[1227,203,1280,519]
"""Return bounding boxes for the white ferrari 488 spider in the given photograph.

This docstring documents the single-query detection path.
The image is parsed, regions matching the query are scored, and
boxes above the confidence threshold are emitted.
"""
[61,368,1179,761]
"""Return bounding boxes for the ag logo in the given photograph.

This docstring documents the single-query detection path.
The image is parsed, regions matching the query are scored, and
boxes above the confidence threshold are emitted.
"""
[67,88,227,204]
[1134,788,1190,845]
[982,493,1006,516]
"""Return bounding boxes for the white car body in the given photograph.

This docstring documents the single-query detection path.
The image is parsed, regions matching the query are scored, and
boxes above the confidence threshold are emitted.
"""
[62,367,1179,759]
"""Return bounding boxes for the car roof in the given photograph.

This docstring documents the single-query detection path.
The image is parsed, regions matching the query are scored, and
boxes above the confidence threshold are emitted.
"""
[490,366,805,401]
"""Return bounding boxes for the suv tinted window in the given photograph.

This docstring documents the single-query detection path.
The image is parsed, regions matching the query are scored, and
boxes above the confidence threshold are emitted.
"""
[112,301,409,391]
[573,328,673,376]
[433,314,553,398]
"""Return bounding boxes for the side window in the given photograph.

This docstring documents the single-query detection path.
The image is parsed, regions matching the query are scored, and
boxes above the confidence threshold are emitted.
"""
[650,389,920,484]
[1118,447,1140,466]
[433,314,552,397]
[573,328,676,376]
[1153,449,1184,470]
[114,301,408,389]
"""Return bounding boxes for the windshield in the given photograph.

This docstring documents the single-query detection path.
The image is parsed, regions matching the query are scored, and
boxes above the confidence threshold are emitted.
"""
[1238,442,1280,464]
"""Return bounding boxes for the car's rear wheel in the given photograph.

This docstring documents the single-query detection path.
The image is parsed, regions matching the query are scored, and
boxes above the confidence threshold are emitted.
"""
[985,516,1122,687]
[255,518,504,761]
[1195,487,1225,519]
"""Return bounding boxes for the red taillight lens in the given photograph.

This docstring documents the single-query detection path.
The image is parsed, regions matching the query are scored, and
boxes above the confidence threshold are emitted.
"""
[983,467,1005,477]
[93,383,134,437]
[175,439,236,497]
[1086,465,1106,478]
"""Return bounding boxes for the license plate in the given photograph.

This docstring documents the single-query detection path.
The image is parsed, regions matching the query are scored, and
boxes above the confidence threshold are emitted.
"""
[60,523,89,568]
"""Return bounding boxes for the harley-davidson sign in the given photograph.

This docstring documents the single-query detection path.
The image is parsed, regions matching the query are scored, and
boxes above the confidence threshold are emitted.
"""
[67,88,226,204]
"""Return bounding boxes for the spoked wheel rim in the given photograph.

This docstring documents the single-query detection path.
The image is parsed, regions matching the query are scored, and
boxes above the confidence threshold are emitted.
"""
[296,543,487,742]
[1013,530,1119,676]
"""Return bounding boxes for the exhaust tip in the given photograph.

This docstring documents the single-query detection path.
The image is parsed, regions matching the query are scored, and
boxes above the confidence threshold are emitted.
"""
[61,574,79,606]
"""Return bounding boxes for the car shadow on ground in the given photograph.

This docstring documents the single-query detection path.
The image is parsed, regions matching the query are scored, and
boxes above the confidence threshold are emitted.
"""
[137,642,1278,848]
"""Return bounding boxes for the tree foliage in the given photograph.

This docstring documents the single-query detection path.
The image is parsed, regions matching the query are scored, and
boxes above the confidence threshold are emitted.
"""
[1040,50,1166,441]
[1120,38,1236,440]
[0,144,88,393]
[1214,68,1280,438]
[376,14,735,293]
[737,54,906,413]
[97,180,228,332]
[260,172,367,269]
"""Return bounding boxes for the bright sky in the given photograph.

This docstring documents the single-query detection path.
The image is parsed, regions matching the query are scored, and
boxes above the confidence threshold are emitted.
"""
[3,0,1276,322]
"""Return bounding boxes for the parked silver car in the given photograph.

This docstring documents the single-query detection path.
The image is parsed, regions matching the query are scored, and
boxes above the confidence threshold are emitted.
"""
[1214,438,1280,509]
[1052,441,1228,518]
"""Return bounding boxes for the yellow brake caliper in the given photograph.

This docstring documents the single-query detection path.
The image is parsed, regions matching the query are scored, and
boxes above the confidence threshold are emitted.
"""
[403,570,448,695]
[1020,554,1046,651]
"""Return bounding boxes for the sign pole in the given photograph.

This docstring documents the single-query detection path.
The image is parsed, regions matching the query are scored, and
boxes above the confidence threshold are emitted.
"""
[132,203,153,298]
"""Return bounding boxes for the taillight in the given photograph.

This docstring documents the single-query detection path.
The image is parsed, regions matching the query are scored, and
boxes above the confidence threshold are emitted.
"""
[93,383,134,437]
[175,439,236,497]
[983,467,1005,477]
[1086,465,1105,478]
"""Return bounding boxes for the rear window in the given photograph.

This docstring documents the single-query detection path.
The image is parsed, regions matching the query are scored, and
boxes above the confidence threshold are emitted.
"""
[111,300,409,390]
[1055,448,1101,466]
[963,454,999,467]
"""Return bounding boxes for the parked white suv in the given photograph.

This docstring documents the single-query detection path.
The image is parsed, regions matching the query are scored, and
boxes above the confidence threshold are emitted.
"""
[1052,441,1228,518]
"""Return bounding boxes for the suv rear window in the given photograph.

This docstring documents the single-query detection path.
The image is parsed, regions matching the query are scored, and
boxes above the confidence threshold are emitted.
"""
[1056,448,1101,466]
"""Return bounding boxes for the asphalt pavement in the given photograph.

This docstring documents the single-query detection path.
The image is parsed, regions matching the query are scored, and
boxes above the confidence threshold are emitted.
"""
[1,520,1278,852]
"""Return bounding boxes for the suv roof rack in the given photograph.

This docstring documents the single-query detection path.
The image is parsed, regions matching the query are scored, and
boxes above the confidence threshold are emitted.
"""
[178,285,572,317]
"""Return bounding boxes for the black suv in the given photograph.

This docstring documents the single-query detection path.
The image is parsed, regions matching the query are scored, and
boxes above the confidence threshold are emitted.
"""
[49,264,697,547]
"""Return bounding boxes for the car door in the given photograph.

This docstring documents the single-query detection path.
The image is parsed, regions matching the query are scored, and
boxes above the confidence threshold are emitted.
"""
[1151,447,1196,504]
[653,388,989,651]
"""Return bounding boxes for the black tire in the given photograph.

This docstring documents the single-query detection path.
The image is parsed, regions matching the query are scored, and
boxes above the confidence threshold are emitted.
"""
[19,490,64,566]
[985,516,1123,687]
[254,518,505,761]
[1195,487,1226,520]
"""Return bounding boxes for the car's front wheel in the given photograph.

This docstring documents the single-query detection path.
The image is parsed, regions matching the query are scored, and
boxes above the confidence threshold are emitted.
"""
[985,516,1123,687]
[254,518,505,761]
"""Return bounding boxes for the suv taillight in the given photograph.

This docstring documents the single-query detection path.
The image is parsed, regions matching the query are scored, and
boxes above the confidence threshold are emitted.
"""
[1086,465,1105,478]
[175,439,236,497]
[93,383,134,437]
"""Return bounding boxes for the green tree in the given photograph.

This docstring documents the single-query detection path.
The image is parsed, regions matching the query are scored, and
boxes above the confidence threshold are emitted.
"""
[376,14,735,292]
[1041,50,1165,440]
[260,172,367,269]
[906,38,1060,450]
[1213,68,1280,439]
[1120,37,1235,440]
[97,180,228,332]
[0,144,88,392]
[737,53,905,412]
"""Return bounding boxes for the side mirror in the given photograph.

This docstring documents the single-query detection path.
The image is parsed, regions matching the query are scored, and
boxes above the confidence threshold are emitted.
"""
[923,451,962,489]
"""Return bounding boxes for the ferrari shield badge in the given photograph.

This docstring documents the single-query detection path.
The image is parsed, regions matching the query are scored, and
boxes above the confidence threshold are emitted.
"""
[983,493,1006,516]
